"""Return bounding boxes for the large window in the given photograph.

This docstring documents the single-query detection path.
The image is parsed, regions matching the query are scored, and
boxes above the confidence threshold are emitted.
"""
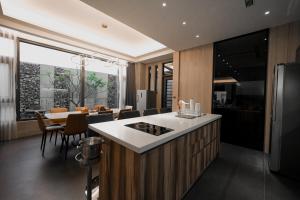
[17,41,126,120]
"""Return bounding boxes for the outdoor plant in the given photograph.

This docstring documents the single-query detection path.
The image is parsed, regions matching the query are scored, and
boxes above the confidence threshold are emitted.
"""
[46,68,107,107]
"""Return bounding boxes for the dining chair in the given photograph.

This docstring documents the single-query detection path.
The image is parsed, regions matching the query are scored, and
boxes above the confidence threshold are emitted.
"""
[49,107,68,142]
[160,107,172,113]
[94,104,106,112]
[60,113,88,159]
[143,108,158,116]
[75,106,89,113]
[50,107,68,113]
[118,110,140,120]
[98,110,113,114]
[36,112,64,156]
[118,109,131,118]
[86,113,114,137]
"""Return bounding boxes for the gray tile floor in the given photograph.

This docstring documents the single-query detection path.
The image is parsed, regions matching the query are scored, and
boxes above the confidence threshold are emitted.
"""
[183,143,300,200]
[1,135,299,200]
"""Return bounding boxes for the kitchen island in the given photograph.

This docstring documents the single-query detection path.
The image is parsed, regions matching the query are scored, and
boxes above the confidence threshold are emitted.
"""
[89,112,221,200]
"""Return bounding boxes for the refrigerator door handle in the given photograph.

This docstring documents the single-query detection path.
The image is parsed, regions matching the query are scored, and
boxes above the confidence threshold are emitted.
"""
[272,66,279,122]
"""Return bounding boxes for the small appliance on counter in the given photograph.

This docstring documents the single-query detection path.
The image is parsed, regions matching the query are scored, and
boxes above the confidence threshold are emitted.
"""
[176,99,204,119]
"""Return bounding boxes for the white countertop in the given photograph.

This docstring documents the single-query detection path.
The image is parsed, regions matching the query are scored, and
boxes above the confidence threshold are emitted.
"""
[89,112,221,154]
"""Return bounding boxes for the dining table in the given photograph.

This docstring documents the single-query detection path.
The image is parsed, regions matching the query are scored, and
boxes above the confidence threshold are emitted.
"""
[44,111,82,120]
[44,109,120,120]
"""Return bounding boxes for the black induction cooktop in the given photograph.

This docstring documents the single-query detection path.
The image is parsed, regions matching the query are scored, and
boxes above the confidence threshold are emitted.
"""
[125,122,174,136]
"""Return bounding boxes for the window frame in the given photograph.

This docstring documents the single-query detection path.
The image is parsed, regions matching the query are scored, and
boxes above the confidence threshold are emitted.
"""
[162,62,173,109]
[16,38,120,121]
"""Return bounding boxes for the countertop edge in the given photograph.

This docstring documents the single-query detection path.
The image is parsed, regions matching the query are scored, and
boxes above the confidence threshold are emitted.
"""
[89,114,222,154]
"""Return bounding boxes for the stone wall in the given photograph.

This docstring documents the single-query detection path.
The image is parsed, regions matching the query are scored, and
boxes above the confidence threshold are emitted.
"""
[107,74,118,108]
[19,63,40,112]
[19,62,119,119]
[54,67,70,108]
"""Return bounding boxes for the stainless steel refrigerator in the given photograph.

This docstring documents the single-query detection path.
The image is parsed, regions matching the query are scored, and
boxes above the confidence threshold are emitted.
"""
[136,90,156,115]
[269,63,300,179]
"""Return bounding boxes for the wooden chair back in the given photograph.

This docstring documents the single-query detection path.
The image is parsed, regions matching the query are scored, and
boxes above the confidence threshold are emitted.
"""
[160,107,172,113]
[75,106,89,113]
[50,107,68,113]
[86,113,114,124]
[94,104,106,112]
[64,113,88,135]
[35,112,46,132]
[143,108,158,116]
[119,108,131,114]
[118,110,140,120]
[99,110,113,114]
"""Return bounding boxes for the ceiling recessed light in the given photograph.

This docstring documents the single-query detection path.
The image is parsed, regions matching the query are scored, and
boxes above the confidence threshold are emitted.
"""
[162,2,167,7]
[195,35,200,38]
[264,10,270,15]
[222,59,225,62]
[182,21,187,25]
[264,38,267,41]
[218,54,221,57]
[101,24,108,29]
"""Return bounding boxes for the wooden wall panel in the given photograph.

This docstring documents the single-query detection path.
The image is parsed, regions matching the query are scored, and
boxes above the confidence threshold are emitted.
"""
[156,63,163,109]
[145,65,150,90]
[150,65,156,91]
[264,21,300,153]
[174,44,214,114]
[287,21,300,61]
[172,52,180,111]
[14,119,49,139]
[135,63,146,90]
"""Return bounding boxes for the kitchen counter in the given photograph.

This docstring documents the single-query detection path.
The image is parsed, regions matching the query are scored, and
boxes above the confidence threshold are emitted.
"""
[91,112,221,200]
[89,112,221,153]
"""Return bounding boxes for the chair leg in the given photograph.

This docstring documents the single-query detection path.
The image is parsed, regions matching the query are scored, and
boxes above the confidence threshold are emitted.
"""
[60,135,65,153]
[84,132,87,138]
[49,131,53,142]
[79,134,81,140]
[42,131,48,157]
[64,136,69,160]
[40,131,45,150]
[55,130,58,146]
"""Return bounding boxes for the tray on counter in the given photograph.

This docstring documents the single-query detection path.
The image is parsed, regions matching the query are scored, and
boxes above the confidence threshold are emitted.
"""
[175,113,206,119]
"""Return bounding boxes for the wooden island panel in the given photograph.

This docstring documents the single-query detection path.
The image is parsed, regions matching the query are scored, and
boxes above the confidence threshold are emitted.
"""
[99,119,221,200]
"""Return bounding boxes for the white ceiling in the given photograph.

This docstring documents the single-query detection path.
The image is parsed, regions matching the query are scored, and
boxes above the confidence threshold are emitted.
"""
[81,0,300,51]
[0,0,167,57]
